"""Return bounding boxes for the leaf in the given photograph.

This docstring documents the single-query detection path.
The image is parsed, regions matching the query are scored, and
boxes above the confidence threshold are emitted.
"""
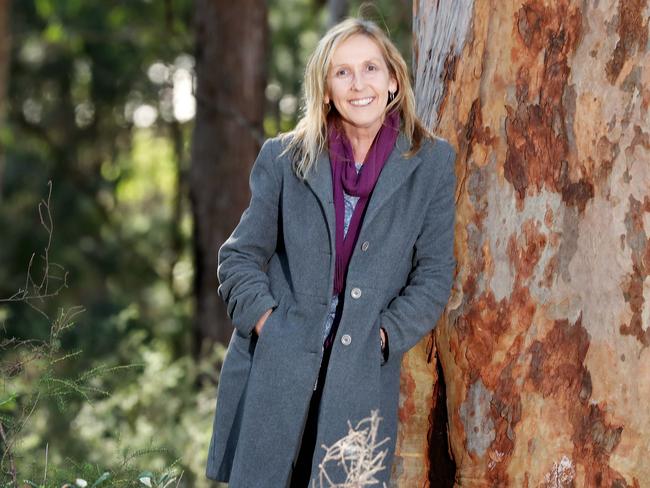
[0,393,17,408]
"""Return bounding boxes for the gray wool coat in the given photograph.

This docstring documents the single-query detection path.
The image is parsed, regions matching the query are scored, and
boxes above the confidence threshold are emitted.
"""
[205,131,457,487]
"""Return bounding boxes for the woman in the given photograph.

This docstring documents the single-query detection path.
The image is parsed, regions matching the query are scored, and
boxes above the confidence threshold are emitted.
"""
[205,17,457,487]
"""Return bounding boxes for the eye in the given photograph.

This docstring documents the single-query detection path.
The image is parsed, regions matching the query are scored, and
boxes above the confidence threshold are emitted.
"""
[335,68,349,77]
[367,64,377,71]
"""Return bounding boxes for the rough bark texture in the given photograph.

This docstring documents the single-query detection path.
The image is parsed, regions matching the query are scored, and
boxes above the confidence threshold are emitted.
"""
[190,0,268,352]
[405,0,650,486]
[391,336,438,484]
[0,0,10,201]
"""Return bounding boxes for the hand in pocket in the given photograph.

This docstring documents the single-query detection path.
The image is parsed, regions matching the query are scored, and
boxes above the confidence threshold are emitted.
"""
[254,308,274,337]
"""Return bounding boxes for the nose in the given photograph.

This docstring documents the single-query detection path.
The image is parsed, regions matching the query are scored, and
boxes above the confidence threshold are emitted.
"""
[351,69,365,91]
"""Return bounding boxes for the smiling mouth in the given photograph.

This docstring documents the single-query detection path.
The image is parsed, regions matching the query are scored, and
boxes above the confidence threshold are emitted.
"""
[349,97,375,107]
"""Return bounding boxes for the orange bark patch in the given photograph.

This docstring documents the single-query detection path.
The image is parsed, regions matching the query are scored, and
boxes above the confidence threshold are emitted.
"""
[435,46,460,122]
[485,335,526,485]
[457,289,536,483]
[505,1,592,212]
[528,316,590,399]
[456,291,509,371]
[605,0,650,84]
[465,98,497,150]
[541,253,558,288]
[620,195,650,347]
[398,363,418,423]
[442,49,458,83]
[527,316,629,486]
[507,220,547,281]
[595,135,619,185]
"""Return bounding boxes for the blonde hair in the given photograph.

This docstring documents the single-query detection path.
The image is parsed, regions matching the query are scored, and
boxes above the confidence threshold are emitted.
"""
[281,17,429,180]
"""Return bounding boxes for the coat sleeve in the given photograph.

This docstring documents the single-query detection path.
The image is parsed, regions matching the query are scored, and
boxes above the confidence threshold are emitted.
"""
[379,142,457,359]
[217,138,281,338]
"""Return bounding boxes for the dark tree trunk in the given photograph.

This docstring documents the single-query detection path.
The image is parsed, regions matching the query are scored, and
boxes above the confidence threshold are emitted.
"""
[327,0,349,28]
[190,0,268,354]
[0,0,10,201]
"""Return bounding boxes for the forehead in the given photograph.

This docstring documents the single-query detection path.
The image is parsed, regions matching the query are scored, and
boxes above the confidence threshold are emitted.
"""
[330,34,385,66]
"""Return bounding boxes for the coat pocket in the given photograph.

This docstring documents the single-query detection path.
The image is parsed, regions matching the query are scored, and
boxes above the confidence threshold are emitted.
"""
[256,305,279,341]
[233,327,256,357]
[251,298,287,359]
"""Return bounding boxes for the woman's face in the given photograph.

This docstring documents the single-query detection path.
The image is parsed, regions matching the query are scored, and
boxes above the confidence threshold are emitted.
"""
[325,34,397,136]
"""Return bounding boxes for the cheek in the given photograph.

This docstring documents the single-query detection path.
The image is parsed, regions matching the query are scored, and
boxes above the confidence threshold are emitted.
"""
[373,76,391,95]
[375,85,389,100]
[329,85,346,104]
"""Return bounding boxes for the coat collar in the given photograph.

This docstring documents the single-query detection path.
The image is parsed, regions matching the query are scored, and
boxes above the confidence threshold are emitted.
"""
[305,131,423,253]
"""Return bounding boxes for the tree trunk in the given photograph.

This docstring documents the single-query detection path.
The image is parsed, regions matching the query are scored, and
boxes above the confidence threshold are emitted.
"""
[397,0,650,486]
[327,0,349,28]
[190,0,268,353]
[0,0,10,201]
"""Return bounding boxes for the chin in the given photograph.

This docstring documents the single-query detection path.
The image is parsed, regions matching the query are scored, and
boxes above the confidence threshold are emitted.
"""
[344,113,384,129]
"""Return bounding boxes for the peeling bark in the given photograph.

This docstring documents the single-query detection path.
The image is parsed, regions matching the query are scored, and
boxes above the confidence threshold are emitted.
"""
[392,336,438,484]
[404,0,650,485]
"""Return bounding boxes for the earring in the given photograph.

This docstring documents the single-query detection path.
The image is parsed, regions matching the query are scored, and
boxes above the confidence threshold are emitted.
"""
[388,91,395,103]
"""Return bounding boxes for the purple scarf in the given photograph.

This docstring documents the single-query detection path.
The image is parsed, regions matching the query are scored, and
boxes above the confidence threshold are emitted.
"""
[328,110,400,296]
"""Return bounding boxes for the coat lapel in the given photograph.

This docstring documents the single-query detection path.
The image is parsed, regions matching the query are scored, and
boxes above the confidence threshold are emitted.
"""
[361,132,423,228]
[305,150,336,254]
[304,132,423,254]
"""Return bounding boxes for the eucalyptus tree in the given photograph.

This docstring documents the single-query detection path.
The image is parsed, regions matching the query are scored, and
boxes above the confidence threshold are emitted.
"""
[393,1,650,486]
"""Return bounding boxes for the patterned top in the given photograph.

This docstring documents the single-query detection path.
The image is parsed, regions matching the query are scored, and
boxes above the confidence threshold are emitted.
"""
[321,162,363,344]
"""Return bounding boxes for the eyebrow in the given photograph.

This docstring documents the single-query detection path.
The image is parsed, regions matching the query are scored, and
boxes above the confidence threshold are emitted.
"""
[330,58,383,70]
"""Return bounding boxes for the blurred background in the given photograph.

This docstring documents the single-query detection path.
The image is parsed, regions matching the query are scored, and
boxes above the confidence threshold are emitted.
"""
[0,0,411,485]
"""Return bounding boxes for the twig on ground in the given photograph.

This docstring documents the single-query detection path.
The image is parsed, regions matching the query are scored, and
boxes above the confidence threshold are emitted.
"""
[317,409,390,488]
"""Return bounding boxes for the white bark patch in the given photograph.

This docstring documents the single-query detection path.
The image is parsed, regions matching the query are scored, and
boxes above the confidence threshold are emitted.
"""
[459,378,495,457]
[413,0,474,129]
[482,161,563,303]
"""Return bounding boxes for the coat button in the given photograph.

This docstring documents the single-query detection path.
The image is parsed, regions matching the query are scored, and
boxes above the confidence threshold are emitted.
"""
[361,241,370,251]
[341,334,352,346]
[350,287,362,299]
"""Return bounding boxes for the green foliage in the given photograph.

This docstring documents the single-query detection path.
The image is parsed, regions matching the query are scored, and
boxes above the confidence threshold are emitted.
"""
[0,183,225,486]
[2,0,206,480]
[18,454,182,488]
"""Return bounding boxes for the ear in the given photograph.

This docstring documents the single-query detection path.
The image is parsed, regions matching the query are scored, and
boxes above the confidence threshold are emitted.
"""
[324,94,330,104]
[389,77,398,95]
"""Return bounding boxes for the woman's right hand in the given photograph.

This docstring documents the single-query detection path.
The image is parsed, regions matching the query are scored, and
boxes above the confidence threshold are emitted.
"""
[254,308,274,336]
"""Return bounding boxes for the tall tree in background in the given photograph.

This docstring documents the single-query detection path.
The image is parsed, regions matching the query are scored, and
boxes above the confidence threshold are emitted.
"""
[326,0,349,27]
[0,0,10,201]
[190,0,268,352]
[393,0,650,486]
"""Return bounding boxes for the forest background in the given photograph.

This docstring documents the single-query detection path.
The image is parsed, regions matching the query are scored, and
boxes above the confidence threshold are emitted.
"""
[0,1,411,486]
